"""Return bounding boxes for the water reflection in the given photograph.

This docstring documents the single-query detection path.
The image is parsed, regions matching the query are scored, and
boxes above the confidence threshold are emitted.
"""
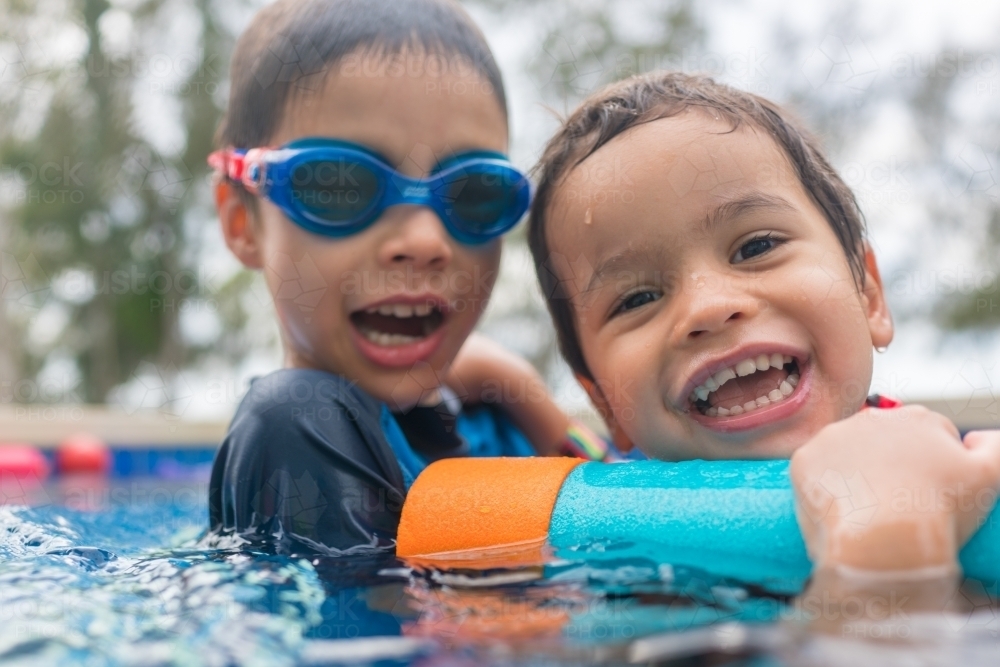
[0,487,996,666]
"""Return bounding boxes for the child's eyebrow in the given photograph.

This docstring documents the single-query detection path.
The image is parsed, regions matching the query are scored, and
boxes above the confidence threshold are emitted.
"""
[585,246,670,295]
[704,192,796,233]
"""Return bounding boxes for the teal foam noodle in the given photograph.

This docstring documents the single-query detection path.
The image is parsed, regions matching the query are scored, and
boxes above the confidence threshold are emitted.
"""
[549,460,1000,590]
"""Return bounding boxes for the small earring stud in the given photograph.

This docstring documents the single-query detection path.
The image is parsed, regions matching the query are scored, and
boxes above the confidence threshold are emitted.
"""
[875,346,888,354]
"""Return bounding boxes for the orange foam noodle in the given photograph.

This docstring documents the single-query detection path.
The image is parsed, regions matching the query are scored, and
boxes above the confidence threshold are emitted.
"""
[396,457,582,558]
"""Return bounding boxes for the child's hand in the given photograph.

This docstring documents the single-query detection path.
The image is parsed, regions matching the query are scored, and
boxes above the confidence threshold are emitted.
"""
[446,333,570,456]
[790,405,1000,573]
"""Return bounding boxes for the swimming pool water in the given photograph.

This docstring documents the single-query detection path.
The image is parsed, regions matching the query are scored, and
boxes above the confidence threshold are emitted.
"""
[0,477,996,666]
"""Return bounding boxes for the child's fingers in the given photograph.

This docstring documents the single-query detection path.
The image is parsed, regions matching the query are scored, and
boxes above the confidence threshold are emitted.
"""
[961,430,1000,483]
[905,404,962,442]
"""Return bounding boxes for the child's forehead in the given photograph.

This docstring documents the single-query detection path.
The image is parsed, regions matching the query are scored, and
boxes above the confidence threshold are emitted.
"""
[569,109,792,185]
[549,111,802,229]
[269,49,508,170]
[544,111,813,269]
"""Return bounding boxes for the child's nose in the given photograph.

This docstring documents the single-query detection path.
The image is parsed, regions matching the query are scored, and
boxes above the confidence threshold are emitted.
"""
[377,206,453,270]
[672,280,759,342]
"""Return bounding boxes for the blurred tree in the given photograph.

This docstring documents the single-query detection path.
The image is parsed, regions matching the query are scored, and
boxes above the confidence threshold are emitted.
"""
[0,0,242,405]
[0,0,997,414]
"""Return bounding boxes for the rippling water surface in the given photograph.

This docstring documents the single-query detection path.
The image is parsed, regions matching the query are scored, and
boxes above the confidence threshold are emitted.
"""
[0,478,996,666]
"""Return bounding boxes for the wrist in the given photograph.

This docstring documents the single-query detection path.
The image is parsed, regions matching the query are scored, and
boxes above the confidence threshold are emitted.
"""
[817,514,959,572]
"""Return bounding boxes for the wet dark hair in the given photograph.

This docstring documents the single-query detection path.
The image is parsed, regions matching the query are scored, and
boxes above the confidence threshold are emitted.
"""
[216,0,508,205]
[528,71,868,381]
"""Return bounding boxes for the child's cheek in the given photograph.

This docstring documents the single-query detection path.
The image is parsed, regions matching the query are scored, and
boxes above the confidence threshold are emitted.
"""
[602,335,661,447]
[451,242,501,313]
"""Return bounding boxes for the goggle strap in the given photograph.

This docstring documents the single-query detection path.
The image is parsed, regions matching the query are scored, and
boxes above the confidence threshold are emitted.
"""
[240,148,270,195]
[207,148,248,184]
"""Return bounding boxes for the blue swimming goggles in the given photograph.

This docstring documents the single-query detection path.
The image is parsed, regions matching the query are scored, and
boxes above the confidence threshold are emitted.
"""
[208,138,531,244]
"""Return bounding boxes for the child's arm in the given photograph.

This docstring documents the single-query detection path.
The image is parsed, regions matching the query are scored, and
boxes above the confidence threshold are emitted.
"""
[444,333,572,457]
[791,405,1000,572]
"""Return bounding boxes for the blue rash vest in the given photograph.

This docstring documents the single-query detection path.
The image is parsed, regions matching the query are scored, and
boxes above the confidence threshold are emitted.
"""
[207,368,535,555]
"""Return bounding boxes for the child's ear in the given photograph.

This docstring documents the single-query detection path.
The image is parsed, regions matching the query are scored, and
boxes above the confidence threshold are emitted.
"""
[215,180,264,270]
[860,242,893,350]
[576,373,636,453]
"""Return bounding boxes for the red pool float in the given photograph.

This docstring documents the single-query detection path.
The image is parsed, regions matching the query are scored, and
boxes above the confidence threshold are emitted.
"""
[57,433,112,475]
[0,443,50,481]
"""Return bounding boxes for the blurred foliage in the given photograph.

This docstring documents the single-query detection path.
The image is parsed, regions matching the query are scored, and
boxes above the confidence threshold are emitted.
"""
[0,0,997,408]
[0,0,249,404]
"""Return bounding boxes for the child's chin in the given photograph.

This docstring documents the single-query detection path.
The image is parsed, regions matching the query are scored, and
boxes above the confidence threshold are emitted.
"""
[360,374,428,412]
[708,415,831,459]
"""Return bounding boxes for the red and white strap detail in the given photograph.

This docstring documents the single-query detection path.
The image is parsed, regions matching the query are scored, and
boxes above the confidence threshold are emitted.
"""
[207,147,270,195]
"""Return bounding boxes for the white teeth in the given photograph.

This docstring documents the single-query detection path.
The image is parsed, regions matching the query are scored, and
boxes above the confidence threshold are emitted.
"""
[707,407,718,417]
[362,329,420,346]
[714,368,736,386]
[689,353,801,414]
[370,302,438,318]
[755,354,770,371]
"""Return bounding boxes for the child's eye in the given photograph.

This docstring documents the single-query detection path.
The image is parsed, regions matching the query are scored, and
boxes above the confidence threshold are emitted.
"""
[614,290,661,316]
[732,234,784,263]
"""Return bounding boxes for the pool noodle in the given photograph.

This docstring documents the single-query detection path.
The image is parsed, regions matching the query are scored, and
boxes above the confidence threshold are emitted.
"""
[550,460,1000,586]
[397,458,1000,586]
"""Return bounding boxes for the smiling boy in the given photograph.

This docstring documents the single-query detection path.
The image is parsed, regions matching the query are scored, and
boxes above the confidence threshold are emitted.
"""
[529,72,1000,575]
[206,0,587,554]
[531,76,891,460]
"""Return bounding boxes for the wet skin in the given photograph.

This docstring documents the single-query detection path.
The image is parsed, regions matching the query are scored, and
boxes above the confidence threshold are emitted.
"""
[546,110,894,459]
[217,51,508,410]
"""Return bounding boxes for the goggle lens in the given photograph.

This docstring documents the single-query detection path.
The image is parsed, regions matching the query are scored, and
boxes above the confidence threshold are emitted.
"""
[445,170,519,233]
[291,159,381,222]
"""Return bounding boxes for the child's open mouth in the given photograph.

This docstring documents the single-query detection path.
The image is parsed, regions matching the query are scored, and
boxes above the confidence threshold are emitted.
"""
[348,298,450,369]
[688,353,801,418]
[350,302,445,347]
